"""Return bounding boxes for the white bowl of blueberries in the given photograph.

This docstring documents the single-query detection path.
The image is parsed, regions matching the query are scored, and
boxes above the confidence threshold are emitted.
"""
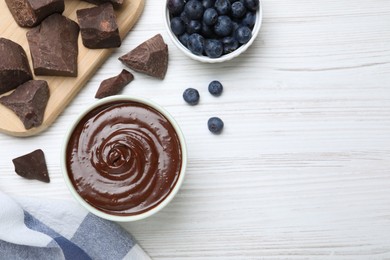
[164,0,262,63]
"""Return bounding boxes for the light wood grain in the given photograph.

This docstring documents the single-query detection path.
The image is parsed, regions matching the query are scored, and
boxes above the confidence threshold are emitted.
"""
[0,0,144,137]
[0,0,390,259]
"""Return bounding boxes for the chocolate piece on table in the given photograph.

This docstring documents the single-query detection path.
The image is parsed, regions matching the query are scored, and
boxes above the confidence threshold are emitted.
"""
[77,3,121,49]
[0,38,33,95]
[12,149,50,183]
[95,69,134,99]
[26,14,80,77]
[81,0,123,9]
[119,34,169,80]
[5,0,64,28]
[0,80,50,130]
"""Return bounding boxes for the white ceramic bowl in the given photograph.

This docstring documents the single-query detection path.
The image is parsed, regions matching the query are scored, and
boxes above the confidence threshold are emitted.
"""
[164,0,262,63]
[61,96,187,222]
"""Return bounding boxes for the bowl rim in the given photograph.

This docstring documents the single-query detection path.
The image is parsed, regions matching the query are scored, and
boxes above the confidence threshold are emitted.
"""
[164,0,263,63]
[61,95,188,222]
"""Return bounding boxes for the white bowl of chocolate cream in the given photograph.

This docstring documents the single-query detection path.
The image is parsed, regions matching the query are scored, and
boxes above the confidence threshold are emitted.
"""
[61,96,187,222]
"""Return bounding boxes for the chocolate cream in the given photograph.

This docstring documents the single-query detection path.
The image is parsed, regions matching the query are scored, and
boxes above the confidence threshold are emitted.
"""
[66,100,182,216]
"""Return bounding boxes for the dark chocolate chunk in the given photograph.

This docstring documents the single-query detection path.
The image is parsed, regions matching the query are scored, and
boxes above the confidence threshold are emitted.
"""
[0,38,33,95]
[119,34,169,80]
[81,0,123,9]
[12,149,50,183]
[5,0,64,28]
[95,69,134,98]
[26,14,80,77]
[0,80,50,130]
[77,3,121,49]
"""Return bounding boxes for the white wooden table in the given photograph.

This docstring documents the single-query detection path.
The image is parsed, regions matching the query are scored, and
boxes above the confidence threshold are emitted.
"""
[1,1,390,259]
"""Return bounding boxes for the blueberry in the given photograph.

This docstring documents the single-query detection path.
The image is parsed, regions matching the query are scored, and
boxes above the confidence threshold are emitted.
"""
[231,1,246,18]
[235,25,252,44]
[167,0,185,16]
[202,0,216,9]
[170,17,186,35]
[208,80,223,96]
[203,8,218,25]
[243,0,259,12]
[241,11,256,28]
[183,88,200,105]
[187,33,205,55]
[215,0,231,15]
[204,39,223,58]
[208,117,224,134]
[222,36,239,54]
[179,33,190,46]
[214,15,233,37]
[180,11,191,25]
[184,0,204,20]
[187,20,202,34]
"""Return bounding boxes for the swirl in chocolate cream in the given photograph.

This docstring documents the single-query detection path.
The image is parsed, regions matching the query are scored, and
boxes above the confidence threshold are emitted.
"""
[66,101,182,216]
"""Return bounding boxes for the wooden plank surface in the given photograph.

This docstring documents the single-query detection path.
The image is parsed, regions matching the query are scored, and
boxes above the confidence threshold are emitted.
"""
[0,0,145,137]
[0,0,390,259]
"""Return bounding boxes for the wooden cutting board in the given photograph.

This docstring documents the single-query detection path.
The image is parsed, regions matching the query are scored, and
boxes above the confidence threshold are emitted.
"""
[0,0,145,137]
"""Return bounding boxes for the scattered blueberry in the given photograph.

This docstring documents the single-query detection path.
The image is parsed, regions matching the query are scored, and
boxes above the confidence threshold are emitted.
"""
[222,36,239,54]
[235,25,252,44]
[208,80,223,96]
[208,117,224,134]
[231,1,246,18]
[187,33,205,55]
[214,15,233,37]
[243,0,259,12]
[204,39,223,58]
[167,0,185,16]
[187,20,202,34]
[215,0,231,15]
[170,17,186,35]
[183,88,200,105]
[184,0,204,20]
[203,8,218,25]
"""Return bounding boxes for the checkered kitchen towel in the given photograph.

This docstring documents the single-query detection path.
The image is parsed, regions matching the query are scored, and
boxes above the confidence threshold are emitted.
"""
[0,191,150,260]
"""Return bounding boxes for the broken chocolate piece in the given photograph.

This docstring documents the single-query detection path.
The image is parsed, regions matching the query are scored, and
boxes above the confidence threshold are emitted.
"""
[0,80,50,130]
[82,0,123,9]
[12,149,50,183]
[5,0,64,28]
[0,38,33,95]
[77,3,121,49]
[119,34,169,80]
[95,69,134,98]
[27,14,80,77]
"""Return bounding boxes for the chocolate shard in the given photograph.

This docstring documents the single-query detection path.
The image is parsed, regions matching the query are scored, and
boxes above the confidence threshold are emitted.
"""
[95,69,134,98]
[77,3,121,49]
[26,14,80,77]
[81,0,123,9]
[119,34,169,80]
[5,0,64,28]
[0,38,33,95]
[12,149,50,183]
[0,80,50,130]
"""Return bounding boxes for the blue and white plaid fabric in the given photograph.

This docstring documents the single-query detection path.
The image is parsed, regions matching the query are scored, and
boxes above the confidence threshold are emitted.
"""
[0,191,150,260]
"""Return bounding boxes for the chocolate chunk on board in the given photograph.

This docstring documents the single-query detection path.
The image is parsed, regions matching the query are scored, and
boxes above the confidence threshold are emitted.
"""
[119,34,169,80]
[77,3,121,49]
[27,14,80,77]
[12,149,50,183]
[0,38,33,95]
[5,0,64,28]
[0,80,50,130]
[81,0,123,9]
[95,69,134,98]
